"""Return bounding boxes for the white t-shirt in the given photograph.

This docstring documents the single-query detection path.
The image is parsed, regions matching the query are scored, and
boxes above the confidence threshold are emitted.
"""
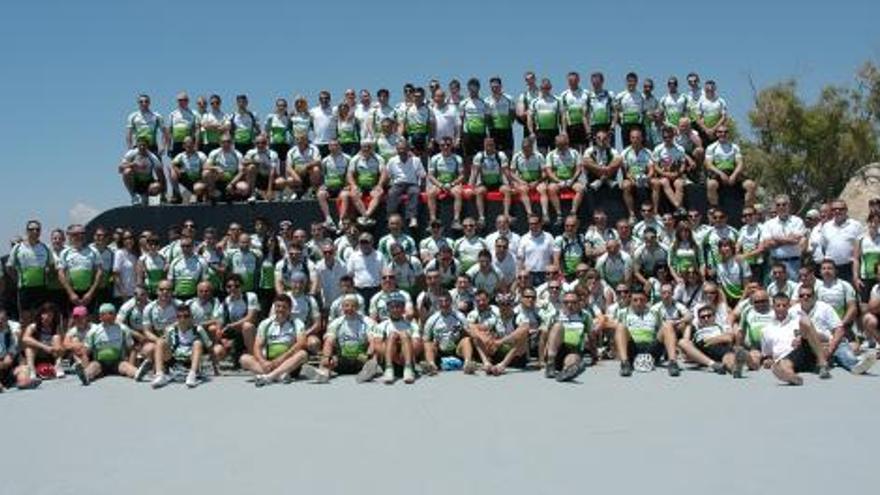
[761,215,806,259]
[310,105,337,144]
[386,154,425,185]
[820,218,864,265]
[112,249,138,299]
[432,104,460,141]
[346,249,383,288]
[791,300,840,339]
[518,231,555,272]
[760,314,802,362]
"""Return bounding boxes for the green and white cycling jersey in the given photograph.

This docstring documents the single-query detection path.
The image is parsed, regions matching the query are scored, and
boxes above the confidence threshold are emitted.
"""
[472,151,508,187]
[168,108,197,143]
[168,255,206,298]
[706,141,740,173]
[633,244,668,277]
[423,310,469,352]
[187,297,223,327]
[243,148,279,176]
[369,290,413,321]
[122,149,161,177]
[375,133,403,161]
[485,93,514,130]
[515,305,546,332]
[517,88,540,118]
[387,256,423,293]
[583,145,619,168]
[327,314,378,358]
[651,300,690,323]
[117,298,146,331]
[466,265,504,298]
[454,236,488,273]
[223,292,260,322]
[7,241,51,288]
[668,242,702,273]
[172,151,207,179]
[139,252,166,294]
[738,224,764,265]
[321,153,351,189]
[587,89,614,126]
[257,316,305,360]
[85,323,134,364]
[703,226,739,266]
[231,111,259,145]
[0,324,20,358]
[659,93,688,127]
[284,292,320,328]
[289,111,311,139]
[461,97,489,135]
[560,88,589,125]
[545,148,581,181]
[692,323,725,345]
[652,142,688,172]
[418,236,453,261]
[556,309,593,351]
[620,307,663,344]
[143,300,181,336]
[715,257,751,301]
[766,279,797,299]
[199,109,229,145]
[555,234,587,276]
[595,252,632,286]
[160,240,182,264]
[264,113,291,145]
[224,249,259,291]
[127,110,164,146]
[858,233,880,280]
[206,148,243,179]
[686,89,703,121]
[166,324,211,360]
[337,117,359,144]
[371,105,397,132]
[403,104,430,134]
[428,153,462,184]
[530,95,561,131]
[740,306,775,349]
[468,305,501,329]
[376,317,420,338]
[378,233,417,260]
[328,293,366,321]
[698,96,727,128]
[620,146,653,179]
[816,279,856,318]
[349,153,385,189]
[58,246,102,292]
[286,144,321,171]
[511,150,545,183]
[615,90,645,124]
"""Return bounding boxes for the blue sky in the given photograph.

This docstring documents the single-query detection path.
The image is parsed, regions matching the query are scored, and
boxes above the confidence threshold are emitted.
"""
[1,0,878,246]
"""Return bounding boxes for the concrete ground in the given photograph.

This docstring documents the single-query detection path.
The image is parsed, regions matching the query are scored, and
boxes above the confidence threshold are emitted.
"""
[2,363,874,495]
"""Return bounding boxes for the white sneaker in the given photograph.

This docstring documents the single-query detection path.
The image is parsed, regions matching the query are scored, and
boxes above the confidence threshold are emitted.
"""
[247,195,257,204]
[185,370,198,388]
[151,373,171,389]
[254,374,271,387]
[589,179,602,191]
[403,366,415,384]
[300,364,320,381]
[851,352,877,375]
[134,359,152,382]
[382,367,395,384]
[55,366,65,379]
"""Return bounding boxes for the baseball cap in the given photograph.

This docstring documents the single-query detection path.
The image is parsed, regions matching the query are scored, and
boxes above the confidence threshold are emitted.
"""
[98,303,116,314]
[387,294,406,306]
[71,306,88,318]
[359,232,373,243]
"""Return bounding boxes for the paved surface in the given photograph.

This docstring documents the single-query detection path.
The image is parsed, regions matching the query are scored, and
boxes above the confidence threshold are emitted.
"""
[3,363,875,495]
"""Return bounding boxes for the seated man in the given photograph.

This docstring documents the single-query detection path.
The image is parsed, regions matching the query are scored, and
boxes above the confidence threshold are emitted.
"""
[678,305,747,377]
[241,134,285,202]
[72,304,139,385]
[614,288,681,377]
[285,134,323,198]
[375,295,418,384]
[620,128,656,220]
[119,138,165,205]
[150,304,212,389]
[317,139,352,231]
[761,293,831,385]
[543,290,592,382]
[204,134,244,201]
[582,129,622,191]
[0,310,36,391]
[346,140,386,227]
[187,281,224,375]
[318,295,384,383]
[543,133,584,225]
[426,136,466,229]
[705,126,756,208]
[470,137,510,227]
[240,295,309,387]
[21,303,65,380]
[507,137,548,221]
[674,117,705,182]
[170,136,208,203]
[651,126,693,211]
[421,291,477,375]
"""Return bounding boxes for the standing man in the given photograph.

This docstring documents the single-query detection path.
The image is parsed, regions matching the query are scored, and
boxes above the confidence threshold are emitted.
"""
[126,94,167,155]
[384,141,425,229]
[485,77,515,159]
[165,92,198,159]
[7,220,52,325]
[230,94,260,155]
[311,90,337,157]
[615,72,646,148]
[518,214,556,286]
[761,195,806,280]
[560,71,590,152]
[459,78,490,175]
[57,225,104,314]
[586,72,615,147]
[527,78,562,154]
[515,71,540,141]
[820,200,863,285]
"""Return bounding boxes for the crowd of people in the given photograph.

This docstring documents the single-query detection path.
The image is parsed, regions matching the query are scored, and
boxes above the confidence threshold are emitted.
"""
[3,188,880,390]
[119,71,754,227]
